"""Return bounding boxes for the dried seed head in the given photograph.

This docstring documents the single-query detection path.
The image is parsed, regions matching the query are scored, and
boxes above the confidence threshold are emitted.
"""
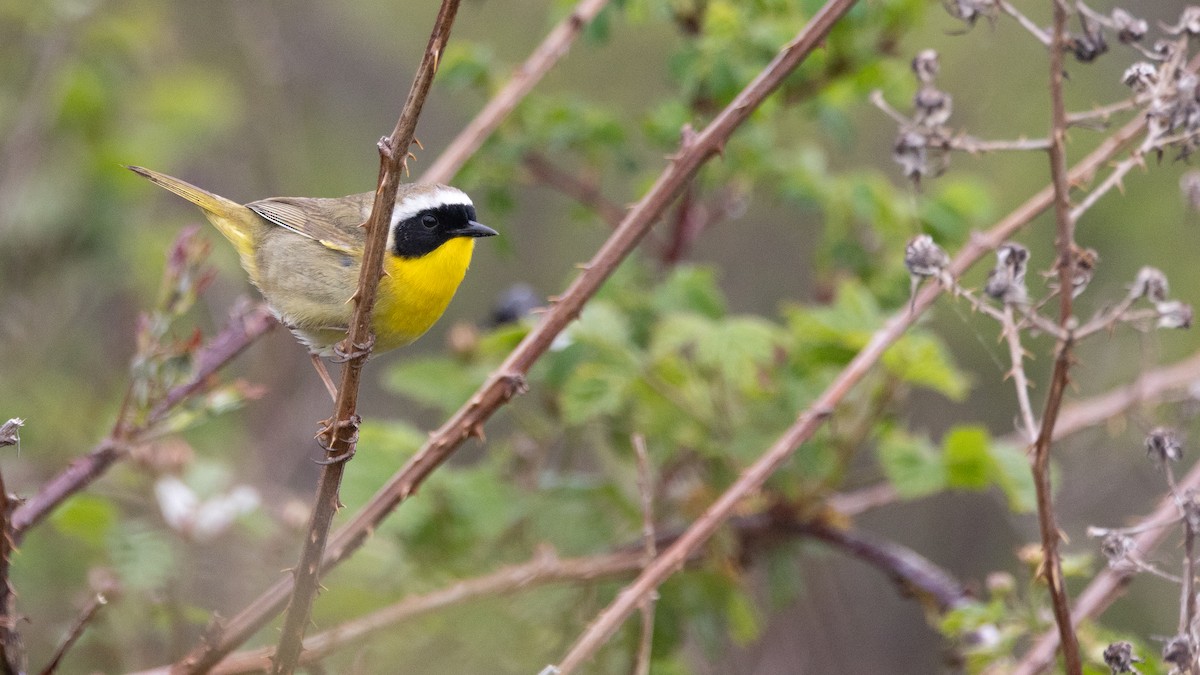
[1146,427,1183,463]
[1130,266,1169,303]
[905,235,950,278]
[1122,62,1157,93]
[1155,300,1193,329]
[1182,170,1200,212]
[984,243,1029,305]
[912,49,940,84]
[1070,17,1108,63]
[893,130,948,184]
[1100,532,1136,569]
[943,0,998,28]
[1103,640,1141,673]
[913,86,953,128]
[1051,246,1098,298]
[1164,6,1200,37]
[1163,634,1193,669]
[1111,9,1147,44]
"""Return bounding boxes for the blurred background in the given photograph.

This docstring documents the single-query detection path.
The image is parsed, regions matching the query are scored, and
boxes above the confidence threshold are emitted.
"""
[2,0,1199,672]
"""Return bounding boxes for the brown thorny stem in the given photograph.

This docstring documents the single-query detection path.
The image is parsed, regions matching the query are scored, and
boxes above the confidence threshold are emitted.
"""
[266,1,463,673]
[1030,1,1083,673]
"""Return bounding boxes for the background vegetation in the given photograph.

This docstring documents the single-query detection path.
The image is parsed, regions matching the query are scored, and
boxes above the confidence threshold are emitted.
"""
[1,0,1198,672]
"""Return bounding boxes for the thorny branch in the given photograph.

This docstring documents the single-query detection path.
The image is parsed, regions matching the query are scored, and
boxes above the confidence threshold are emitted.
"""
[268,1,463,672]
[1023,1,1084,671]
[192,505,967,675]
[0,420,21,675]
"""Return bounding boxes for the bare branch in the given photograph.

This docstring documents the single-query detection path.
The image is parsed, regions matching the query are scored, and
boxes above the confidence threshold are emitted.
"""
[1027,2,1084,670]
[39,585,116,675]
[268,2,464,671]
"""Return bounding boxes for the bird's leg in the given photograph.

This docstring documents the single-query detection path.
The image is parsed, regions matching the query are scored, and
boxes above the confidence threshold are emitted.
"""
[331,333,376,363]
[310,354,338,402]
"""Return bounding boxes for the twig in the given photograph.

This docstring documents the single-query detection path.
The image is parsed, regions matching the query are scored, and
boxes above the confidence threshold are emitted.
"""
[9,303,276,543]
[0,426,19,675]
[1001,306,1039,444]
[1014,460,1200,674]
[165,0,869,671]
[1066,97,1140,127]
[417,0,613,184]
[999,0,1052,45]
[199,507,965,675]
[268,2,463,672]
[631,435,656,675]
[522,152,626,227]
[546,91,1149,675]
[1028,2,1083,671]
[206,548,643,675]
[950,136,1052,153]
[39,588,114,675]
[791,518,971,614]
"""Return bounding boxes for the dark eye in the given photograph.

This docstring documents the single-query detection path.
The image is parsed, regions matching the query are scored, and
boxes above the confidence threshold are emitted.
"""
[421,214,438,229]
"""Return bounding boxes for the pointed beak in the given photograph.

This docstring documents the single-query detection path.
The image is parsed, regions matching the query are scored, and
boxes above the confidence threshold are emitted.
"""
[452,221,498,238]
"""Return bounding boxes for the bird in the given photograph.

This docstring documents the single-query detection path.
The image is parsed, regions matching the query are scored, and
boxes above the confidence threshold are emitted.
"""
[128,165,497,398]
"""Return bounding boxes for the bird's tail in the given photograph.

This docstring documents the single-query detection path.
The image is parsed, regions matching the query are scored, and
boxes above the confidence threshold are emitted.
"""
[127,165,265,271]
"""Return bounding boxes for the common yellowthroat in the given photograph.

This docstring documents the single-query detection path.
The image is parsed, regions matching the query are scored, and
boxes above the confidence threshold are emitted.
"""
[129,166,497,385]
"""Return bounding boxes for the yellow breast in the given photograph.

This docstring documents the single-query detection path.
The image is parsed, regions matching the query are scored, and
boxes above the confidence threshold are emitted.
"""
[373,237,476,351]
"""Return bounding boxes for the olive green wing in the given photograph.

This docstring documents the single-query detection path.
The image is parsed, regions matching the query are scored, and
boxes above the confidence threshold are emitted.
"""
[246,192,375,255]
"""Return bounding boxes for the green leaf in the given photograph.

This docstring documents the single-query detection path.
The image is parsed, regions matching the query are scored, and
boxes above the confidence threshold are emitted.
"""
[943,426,992,490]
[653,266,727,319]
[989,441,1036,512]
[570,300,633,351]
[877,430,945,498]
[51,494,117,548]
[696,317,781,393]
[559,359,639,424]
[649,313,713,361]
[726,587,762,645]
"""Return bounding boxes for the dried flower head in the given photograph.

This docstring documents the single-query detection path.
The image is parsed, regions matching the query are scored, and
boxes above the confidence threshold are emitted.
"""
[1047,246,1098,298]
[1100,532,1136,570]
[1130,267,1169,303]
[912,49,940,84]
[984,243,1029,305]
[1103,640,1141,674]
[913,86,953,128]
[1110,9,1147,44]
[1122,63,1157,93]
[1162,634,1193,670]
[1146,427,1183,463]
[942,0,997,28]
[893,130,948,184]
[905,235,950,278]
[1163,6,1200,37]
[1155,300,1193,329]
[1069,16,1108,63]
